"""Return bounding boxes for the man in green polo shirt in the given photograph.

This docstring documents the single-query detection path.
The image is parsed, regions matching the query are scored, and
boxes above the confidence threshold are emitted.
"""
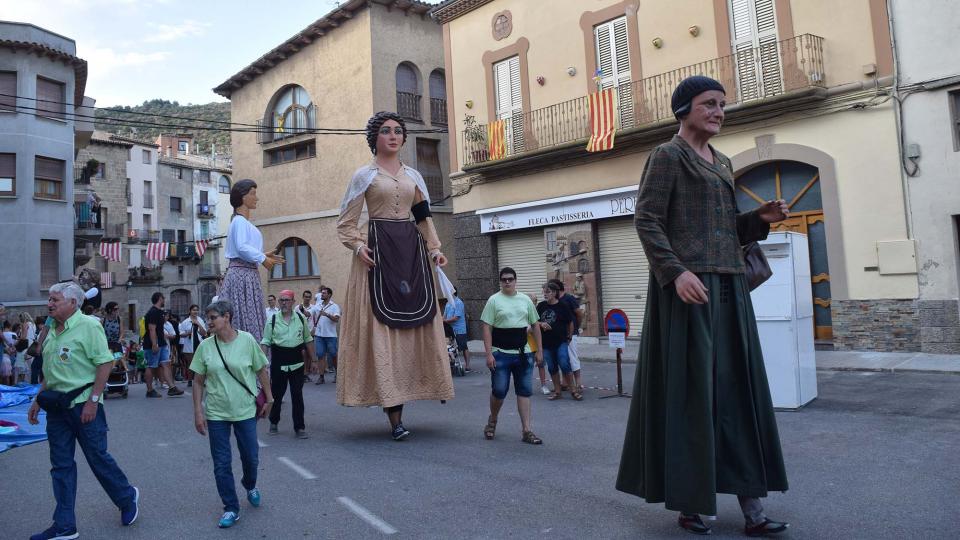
[27,282,139,540]
[261,289,314,439]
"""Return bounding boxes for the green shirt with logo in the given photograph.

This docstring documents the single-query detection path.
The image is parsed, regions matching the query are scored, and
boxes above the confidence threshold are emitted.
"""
[42,309,114,407]
[190,331,267,421]
[260,311,311,372]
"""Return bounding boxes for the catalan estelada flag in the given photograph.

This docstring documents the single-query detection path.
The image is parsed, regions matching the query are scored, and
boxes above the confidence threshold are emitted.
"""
[586,88,616,153]
[487,119,506,160]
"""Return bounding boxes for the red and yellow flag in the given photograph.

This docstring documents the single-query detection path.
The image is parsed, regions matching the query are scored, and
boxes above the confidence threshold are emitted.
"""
[586,88,616,153]
[487,119,506,160]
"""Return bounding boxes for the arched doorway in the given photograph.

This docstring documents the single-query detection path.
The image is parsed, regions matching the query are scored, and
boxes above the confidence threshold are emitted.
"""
[169,289,192,319]
[735,160,833,340]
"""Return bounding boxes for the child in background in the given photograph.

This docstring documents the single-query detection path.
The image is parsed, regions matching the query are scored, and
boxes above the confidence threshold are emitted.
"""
[13,339,29,384]
[126,340,145,384]
[527,293,551,395]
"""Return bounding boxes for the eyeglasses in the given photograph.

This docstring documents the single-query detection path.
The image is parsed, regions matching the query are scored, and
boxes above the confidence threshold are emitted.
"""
[500,277,516,283]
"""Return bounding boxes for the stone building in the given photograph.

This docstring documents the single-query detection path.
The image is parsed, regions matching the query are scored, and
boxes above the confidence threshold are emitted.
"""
[434,0,927,351]
[0,21,94,318]
[214,0,455,304]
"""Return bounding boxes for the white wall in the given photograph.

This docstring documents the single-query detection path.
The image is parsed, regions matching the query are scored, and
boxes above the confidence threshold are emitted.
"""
[891,0,960,300]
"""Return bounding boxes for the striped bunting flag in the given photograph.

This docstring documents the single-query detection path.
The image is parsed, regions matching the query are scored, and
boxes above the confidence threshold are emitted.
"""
[98,242,122,262]
[586,88,617,153]
[145,242,169,261]
[195,240,208,258]
[100,272,113,289]
[487,119,506,160]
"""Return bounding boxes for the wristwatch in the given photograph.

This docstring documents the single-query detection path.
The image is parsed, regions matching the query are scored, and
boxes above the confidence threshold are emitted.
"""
[90,394,101,403]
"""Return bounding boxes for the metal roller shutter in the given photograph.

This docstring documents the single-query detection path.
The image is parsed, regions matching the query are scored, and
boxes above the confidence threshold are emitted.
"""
[598,218,649,337]
[496,229,546,299]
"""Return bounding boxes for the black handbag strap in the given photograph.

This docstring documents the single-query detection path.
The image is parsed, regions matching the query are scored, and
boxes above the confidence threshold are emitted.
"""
[213,337,257,399]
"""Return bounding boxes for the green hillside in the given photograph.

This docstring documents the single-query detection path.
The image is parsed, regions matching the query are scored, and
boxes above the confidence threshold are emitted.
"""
[95,99,232,154]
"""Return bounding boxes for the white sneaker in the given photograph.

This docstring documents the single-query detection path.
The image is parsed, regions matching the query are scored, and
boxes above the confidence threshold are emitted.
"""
[541,385,552,395]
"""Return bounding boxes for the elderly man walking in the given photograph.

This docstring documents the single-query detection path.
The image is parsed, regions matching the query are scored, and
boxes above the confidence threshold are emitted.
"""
[27,282,139,540]
[261,290,314,439]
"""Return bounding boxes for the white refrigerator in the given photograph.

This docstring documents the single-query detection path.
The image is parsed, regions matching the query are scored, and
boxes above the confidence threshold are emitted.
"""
[749,231,818,409]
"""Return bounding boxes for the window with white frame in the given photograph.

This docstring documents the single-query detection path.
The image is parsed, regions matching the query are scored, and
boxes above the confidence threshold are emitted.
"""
[493,55,523,153]
[595,16,635,128]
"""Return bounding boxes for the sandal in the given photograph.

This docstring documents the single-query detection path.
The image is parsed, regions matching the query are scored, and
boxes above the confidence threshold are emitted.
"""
[483,417,497,440]
[571,391,583,401]
[521,431,543,445]
[548,392,563,401]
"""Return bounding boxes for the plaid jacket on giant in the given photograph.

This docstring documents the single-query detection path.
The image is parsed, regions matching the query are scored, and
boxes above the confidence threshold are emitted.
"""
[634,135,769,287]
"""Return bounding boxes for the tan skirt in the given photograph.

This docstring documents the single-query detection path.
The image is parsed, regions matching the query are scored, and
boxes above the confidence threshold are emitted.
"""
[336,246,454,408]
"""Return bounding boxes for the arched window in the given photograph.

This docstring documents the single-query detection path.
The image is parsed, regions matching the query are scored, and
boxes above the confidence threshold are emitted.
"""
[262,85,316,143]
[169,289,191,319]
[271,237,321,279]
[428,69,447,125]
[395,62,422,121]
[218,175,231,194]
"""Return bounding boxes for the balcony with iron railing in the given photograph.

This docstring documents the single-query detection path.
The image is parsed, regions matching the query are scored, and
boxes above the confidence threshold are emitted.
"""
[462,34,826,168]
[430,97,447,126]
[397,91,422,122]
[127,229,160,244]
[255,104,318,144]
[200,262,222,278]
[197,203,216,219]
[128,265,163,283]
[74,201,102,239]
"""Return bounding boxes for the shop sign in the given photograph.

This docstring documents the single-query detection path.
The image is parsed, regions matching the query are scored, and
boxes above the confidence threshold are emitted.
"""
[476,185,639,233]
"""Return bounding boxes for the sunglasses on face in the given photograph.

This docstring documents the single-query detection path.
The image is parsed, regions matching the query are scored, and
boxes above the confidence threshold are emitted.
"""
[500,277,516,283]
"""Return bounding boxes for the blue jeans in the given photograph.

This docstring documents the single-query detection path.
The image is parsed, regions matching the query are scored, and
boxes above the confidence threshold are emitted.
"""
[314,336,338,358]
[490,351,534,399]
[46,403,135,529]
[207,417,258,513]
[542,342,572,375]
[144,346,169,368]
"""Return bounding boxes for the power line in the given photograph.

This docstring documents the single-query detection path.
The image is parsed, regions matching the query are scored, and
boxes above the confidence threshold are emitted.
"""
[0,92,448,134]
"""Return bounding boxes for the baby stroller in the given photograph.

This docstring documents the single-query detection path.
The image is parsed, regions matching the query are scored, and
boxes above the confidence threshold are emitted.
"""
[104,342,128,399]
[447,337,466,377]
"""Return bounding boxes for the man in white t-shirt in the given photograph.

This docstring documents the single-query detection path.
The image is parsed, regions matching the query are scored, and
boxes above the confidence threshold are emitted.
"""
[265,295,280,320]
[309,286,340,384]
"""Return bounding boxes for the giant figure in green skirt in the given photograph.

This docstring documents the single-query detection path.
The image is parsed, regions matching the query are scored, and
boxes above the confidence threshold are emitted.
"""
[615,76,792,537]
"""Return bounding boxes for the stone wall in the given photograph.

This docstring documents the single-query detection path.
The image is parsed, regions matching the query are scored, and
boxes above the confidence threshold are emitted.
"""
[453,213,499,339]
[832,299,920,351]
[918,299,960,354]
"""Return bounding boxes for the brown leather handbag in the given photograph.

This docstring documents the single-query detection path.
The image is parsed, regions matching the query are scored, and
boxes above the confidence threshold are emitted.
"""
[742,242,773,291]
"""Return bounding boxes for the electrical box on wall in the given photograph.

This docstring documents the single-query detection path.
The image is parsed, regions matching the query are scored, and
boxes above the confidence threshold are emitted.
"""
[876,240,918,274]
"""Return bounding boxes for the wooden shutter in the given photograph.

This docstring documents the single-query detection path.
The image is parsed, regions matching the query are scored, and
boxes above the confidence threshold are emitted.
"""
[36,77,65,118]
[595,17,635,128]
[730,0,782,101]
[40,239,59,289]
[396,64,418,94]
[0,72,15,111]
[493,56,523,153]
[415,138,443,202]
[496,229,546,299]
[35,156,63,179]
[598,218,649,337]
[429,71,446,99]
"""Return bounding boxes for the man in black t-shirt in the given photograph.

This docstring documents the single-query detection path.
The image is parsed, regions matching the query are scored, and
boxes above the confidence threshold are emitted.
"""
[549,279,585,392]
[143,292,183,397]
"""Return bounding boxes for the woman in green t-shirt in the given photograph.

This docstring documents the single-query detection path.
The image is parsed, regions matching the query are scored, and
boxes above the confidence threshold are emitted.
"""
[190,299,273,529]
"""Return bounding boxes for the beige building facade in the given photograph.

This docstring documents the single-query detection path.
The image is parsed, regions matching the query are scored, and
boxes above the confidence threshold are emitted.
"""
[215,0,454,305]
[434,0,927,350]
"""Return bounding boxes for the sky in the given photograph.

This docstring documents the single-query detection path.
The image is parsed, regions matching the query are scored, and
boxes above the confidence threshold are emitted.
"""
[0,0,438,107]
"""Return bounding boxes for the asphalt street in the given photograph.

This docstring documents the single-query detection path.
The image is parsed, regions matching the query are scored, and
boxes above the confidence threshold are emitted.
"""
[2,363,958,539]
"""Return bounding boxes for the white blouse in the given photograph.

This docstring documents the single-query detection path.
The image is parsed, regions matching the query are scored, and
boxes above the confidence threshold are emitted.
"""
[225,215,265,264]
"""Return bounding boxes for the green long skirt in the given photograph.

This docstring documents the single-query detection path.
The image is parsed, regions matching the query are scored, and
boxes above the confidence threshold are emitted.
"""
[615,272,788,516]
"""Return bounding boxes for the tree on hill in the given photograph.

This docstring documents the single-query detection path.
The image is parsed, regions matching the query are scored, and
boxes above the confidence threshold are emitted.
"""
[95,100,232,154]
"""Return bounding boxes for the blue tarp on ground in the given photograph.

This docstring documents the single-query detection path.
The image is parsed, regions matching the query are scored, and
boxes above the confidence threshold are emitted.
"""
[0,384,46,453]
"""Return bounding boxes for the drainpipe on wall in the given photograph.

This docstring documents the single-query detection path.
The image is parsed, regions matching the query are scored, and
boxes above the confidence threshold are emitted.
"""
[886,0,915,240]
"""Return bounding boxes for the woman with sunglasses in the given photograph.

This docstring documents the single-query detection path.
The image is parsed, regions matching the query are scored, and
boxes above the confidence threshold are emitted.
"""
[335,111,455,441]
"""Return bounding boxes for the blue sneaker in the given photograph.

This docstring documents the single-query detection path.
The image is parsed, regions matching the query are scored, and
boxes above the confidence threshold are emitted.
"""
[30,525,79,540]
[247,488,261,507]
[121,486,139,526]
[218,511,240,528]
